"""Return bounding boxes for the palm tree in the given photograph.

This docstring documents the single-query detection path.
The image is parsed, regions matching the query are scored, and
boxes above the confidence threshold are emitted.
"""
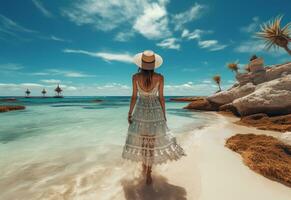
[25,89,31,97]
[41,88,47,97]
[54,84,63,97]
[256,15,291,55]
[212,75,222,92]
[227,63,239,74]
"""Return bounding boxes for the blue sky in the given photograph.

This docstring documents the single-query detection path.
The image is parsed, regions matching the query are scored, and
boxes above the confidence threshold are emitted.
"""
[0,0,290,96]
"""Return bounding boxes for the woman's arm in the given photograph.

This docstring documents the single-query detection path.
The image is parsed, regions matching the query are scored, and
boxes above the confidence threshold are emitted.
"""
[158,75,166,121]
[128,75,137,124]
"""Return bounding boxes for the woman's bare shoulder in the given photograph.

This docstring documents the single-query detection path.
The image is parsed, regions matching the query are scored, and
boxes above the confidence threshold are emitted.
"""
[154,73,164,81]
[132,73,140,80]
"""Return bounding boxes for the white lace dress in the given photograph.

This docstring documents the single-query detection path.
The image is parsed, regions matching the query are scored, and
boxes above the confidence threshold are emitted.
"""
[122,81,185,166]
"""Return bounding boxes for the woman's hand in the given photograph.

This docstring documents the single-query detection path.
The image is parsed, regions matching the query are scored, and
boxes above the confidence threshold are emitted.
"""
[164,113,167,121]
[128,113,133,124]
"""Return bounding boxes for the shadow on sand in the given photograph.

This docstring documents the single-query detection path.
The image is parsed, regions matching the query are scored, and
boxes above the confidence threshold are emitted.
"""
[121,174,187,200]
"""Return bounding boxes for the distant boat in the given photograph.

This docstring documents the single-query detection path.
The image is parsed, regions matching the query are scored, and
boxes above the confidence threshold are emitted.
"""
[25,89,31,98]
[54,84,64,98]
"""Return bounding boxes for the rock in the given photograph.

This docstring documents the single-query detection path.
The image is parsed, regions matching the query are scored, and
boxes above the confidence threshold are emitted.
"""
[226,134,291,188]
[249,57,265,73]
[252,70,267,85]
[219,103,240,116]
[184,98,218,111]
[170,97,206,102]
[236,73,253,85]
[207,82,256,105]
[233,75,291,116]
[236,113,291,132]
[0,105,25,113]
[0,98,18,102]
[265,62,291,81]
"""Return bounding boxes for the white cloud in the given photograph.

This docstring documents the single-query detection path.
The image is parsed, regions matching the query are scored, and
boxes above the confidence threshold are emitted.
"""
[0,14,59,43]
[235,40,265,53]
[156,38,180,50]
[198,40,217,48]
[0,63,23,70]
[63,49,134,63]
[202,80,211,84]
[240,16,259,33]
[63,0,141,31]
[63,0,171,40]
[50,35,70,42]
[235,39,287,56]
[0,14,36,34]
[180,29,226,51]
[114,31,135,42]
[164,81,218,96]
[97,82,130,90]
[181,29,212,40]
[41,79,61,84]
[181,68,199,72]
[30,72,50,76]
[0,14,36,41]
[198,40,227,51]
[133,2,171,39]
[32,0,53,18]
[64,72,92,78]
[31,69,95,78]
[20,83,43,87]
[172,3,205,30]
[47,69,95,78]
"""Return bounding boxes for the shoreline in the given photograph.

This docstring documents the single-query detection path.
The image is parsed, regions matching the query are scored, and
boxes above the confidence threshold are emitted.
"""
[153,112,291,200]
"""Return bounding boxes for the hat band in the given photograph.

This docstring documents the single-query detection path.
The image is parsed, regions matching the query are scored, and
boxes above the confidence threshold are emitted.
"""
[141,59,155,70]
[142,59,155,64]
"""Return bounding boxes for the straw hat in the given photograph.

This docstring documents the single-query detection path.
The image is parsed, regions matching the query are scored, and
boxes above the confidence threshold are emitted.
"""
[133,50,163,70]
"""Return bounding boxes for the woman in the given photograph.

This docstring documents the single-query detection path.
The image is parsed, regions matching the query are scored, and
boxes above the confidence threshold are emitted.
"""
[122,50,185,185]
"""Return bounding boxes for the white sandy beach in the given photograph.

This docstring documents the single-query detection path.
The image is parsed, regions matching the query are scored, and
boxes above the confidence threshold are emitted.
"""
[116,114,291,200]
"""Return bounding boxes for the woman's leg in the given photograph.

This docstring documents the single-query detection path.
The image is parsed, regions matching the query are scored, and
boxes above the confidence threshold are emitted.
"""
[141,163,152,184]
[142,163,147,173]
[146,165,152,184]
[145,137,154,184]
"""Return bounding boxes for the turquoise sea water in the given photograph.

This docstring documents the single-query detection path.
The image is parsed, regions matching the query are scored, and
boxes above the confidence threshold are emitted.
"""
[0,96,217,199]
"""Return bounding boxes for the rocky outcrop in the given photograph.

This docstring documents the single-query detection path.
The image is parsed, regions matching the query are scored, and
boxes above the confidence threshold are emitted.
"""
[265,62,291,81]
[236,113,291,132]
[207,83,256,105]
[226,134,291,187]
[233,75,291,116]
[185,63,291,118]
[0,98,18,102]
[170,97,205,102]
[219,103,240,116]
[0,105,25,113]
[183,98,218,111]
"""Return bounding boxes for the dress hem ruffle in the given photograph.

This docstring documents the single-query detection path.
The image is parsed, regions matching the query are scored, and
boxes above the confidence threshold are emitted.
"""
[122,142,186,166]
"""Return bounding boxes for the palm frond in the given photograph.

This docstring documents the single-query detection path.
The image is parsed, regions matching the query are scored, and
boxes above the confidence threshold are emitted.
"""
[256,15,291,51]
[212,75,221,84]
[227,63,238,72]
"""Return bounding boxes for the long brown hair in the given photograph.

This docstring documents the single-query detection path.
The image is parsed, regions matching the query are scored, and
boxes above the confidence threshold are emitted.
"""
[138,68,154,88]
